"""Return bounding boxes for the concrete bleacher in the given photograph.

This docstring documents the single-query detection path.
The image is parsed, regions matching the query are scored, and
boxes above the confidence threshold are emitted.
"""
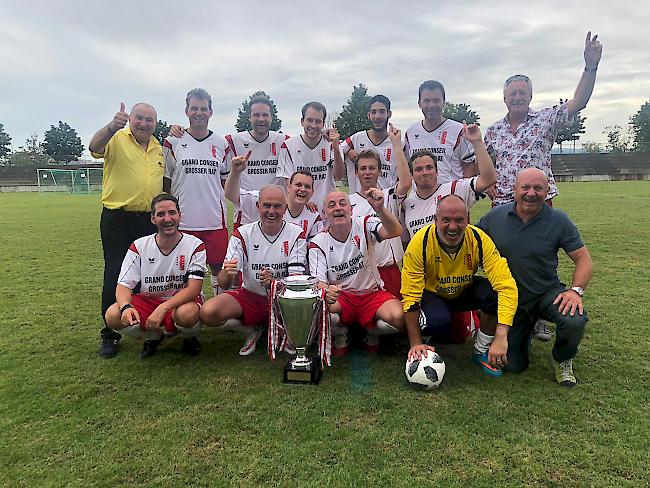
[552,153,650,182]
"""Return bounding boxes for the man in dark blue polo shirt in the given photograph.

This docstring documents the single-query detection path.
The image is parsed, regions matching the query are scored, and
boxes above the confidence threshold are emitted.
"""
[477,168,593,386]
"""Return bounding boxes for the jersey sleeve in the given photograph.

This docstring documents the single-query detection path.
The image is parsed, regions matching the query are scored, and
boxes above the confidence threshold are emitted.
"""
[117,242,142,290]
[162,138,176,179]
[455,177,481,207]
[308,215,324,239]
[308,239,328,283]
[400,228,427,312]
[364,215,383,243]
[276,142,294,179]
[287,231,308,275]
[224,230,246,272]
[224,134,236,169]
[339,136,353,155]
[187,242,208,281]
[218,138,230,177]
[475,228,518,326]
[455,136,476,165]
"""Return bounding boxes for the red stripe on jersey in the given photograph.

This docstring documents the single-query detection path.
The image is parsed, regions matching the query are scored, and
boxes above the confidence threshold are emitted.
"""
[192,243,206,256]
[129,242,139,254]
[321,148,326,162]
[284,134,290,140]
[453,132,462,150]
[345,137,354,149]
[232,229,248,258]
[441,131,447,145]
[308,241,325,254]
[362,214,371,246]
[451,180,458,194]
[220,201,226,229]
[162,139,173,149]
[386,148,392,161]
[282,142,293,164]
[225,134,237,155]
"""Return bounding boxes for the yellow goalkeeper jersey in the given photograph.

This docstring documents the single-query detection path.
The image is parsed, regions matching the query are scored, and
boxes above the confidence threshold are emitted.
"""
[401,224,518,326]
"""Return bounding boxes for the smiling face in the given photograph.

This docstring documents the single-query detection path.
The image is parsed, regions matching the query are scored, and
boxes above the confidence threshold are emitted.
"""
[151,199,181,237]
[287,172,314,206]
[185,96,212,131]
[257,186,287,234]
[514,168,549,216]
[418,88,445,122]
[434,196,467,248]
[249,101,272,138]
[411,154,438,191]
[324,191,352,229]
[301,106,325,140]
[356,156,380,190]
[129,103,157,144]
[504,79,532,119]
[368,101,390,131]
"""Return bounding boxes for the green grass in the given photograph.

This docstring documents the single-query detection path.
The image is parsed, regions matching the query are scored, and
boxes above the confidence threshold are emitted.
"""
[1,182,649,487]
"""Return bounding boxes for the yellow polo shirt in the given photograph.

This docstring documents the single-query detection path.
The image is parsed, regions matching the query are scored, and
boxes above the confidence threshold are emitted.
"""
[91,127,164,212]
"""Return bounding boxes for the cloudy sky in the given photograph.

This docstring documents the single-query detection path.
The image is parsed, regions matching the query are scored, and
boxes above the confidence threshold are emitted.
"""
[1,0,648,154]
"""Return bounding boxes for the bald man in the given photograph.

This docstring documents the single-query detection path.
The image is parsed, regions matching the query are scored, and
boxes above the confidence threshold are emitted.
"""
[90,102,164,358]
[477,168,593,386]
[200,185,307,356]
[401,194,518,377]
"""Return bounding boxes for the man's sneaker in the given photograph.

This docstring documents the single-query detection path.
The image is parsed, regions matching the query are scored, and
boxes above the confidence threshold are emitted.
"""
[140,339,162,359]
[551,356,577,387]
[534,320,552,342]
[182,337,201,356]
[99,337,119,358]
[239,326,264,356]
[472,350,503,378]
[365,332,379,353]
[332,327,350,356]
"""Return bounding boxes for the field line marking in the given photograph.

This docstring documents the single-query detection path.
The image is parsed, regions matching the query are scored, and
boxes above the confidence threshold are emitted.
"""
[562,191,650,200]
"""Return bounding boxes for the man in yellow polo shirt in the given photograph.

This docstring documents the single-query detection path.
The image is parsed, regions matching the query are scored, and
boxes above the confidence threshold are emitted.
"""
[89,102,164,358]
[401,195,518,377]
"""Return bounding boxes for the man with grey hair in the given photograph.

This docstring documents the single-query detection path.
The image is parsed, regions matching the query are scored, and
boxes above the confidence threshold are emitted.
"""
[484,31,601,341]
[89,101,164,358]
[163,88,229,296]
[200,184,307,356]
[484,31,603,208]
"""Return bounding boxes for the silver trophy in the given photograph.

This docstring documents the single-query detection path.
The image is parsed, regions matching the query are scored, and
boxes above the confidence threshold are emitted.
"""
[277,275,323,384]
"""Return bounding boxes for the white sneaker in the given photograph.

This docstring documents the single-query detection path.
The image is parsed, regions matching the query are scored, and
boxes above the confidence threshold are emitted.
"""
[239,326,265,356]
[365,332,379,353]
[534,320,552,342]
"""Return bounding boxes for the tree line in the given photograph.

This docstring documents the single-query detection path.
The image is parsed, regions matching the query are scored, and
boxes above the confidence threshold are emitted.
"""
[2,88,649,165]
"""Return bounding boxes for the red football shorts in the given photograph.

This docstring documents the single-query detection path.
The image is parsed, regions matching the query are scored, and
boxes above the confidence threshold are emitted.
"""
[131,294,203,334]
[182,228,228,266]
[337,289,397,330]
[225,287,270,326]
[379,264,402,300]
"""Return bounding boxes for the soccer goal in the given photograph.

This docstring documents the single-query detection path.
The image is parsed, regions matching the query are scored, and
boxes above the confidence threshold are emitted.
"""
[37,168,103,193]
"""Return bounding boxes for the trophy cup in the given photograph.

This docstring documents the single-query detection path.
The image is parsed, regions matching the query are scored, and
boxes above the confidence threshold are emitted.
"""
[277,275,323,384]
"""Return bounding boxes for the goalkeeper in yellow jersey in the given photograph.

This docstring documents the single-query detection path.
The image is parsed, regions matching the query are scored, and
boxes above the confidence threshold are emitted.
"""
[401,195,518,377]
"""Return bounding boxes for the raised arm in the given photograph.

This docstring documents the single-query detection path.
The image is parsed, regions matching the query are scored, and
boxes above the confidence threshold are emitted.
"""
[89,102,128,154]
[389,124,412,195]
[224,150,251,206]
[462,123,496,193]
[365,188,402,239]
[567,31,603,116]
[327,125,345,181]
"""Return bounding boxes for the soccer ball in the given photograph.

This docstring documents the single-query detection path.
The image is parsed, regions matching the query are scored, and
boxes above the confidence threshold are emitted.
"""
[405,351,446,390]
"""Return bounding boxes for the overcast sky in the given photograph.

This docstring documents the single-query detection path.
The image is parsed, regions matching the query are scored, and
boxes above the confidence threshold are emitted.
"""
[1,0,648,154]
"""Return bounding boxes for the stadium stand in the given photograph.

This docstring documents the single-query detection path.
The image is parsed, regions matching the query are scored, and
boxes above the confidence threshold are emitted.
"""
[552,153,650,181]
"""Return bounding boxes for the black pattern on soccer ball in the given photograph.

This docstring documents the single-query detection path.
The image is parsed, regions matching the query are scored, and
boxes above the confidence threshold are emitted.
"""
[429,353,443,364]
[408,360,420,377]
[423,366,439,383]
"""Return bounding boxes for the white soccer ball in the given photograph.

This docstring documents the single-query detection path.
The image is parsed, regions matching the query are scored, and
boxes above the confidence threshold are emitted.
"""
[405,350,446,390]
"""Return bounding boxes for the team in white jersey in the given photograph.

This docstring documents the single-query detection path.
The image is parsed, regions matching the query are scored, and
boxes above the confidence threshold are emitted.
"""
[277,102,345,209]
[404,80,477,184]
[104,194,207,359]
[340,95,400,192]
[309,189,405,354]
[201,185,307,355]
[225,129,287,190]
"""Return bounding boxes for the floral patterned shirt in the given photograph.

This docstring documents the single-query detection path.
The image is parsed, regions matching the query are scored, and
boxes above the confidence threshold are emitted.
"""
[485,102,572,206]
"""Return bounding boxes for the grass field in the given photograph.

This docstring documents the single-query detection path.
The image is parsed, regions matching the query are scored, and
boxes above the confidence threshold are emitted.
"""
[1,182,649,487]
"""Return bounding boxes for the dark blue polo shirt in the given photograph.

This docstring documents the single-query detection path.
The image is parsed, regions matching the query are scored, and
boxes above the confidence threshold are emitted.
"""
[477,203,584,304]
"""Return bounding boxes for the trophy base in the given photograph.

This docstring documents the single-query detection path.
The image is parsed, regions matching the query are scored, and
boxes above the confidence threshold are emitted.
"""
[283,357,322,385]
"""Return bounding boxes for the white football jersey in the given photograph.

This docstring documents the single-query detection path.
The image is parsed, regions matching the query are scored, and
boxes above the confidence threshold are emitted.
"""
[163,132,229,230]
[118,233,207,300]
[285,205,324,239]
[404,119,475,184]
[402,177,481,238]
[349,187,405,267]
[225,131,288,190]
[309,216,384,293]
[340,130,399,192]
[234,190,260,228]
[277,136,338,209]
[226,221,307,296]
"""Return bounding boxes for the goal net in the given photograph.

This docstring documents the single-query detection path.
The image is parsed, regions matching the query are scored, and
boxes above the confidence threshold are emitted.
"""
[37,168,103,193]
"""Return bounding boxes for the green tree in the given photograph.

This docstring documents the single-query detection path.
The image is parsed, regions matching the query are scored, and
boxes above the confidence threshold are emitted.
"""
[555,100,586,153]
[603,125,632,153]
[443,102,480,125]
[43,121,84,163]
[581,141,603,153]
[334,84,372,140]
[235,91,282,132]
[154,120,171,144]
[0,123,12,161]
[10,133,50,166]
[630,100,650,151]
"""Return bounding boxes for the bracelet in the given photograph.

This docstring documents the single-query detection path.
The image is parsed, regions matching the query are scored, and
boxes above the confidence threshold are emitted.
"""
[120,303,134,314]
[584,66,598,73]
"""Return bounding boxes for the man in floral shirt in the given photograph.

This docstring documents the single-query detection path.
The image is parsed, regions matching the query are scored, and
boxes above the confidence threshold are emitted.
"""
[485,31,603,207]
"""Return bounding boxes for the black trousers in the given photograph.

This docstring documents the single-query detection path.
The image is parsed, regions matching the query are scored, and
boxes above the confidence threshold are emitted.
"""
[100,208,156,340]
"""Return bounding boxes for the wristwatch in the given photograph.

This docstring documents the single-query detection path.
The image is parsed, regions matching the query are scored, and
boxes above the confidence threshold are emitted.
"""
[570,286,584,297]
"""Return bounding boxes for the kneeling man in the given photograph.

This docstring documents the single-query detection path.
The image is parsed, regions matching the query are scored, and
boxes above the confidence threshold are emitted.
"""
[477,168,592,386]
[309,189,405,354]
[402,195,518,377]
[105,194,207,359]
[200,185,307,355]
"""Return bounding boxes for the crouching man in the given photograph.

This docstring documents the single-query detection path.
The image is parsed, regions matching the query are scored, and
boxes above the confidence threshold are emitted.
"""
[104,194,207,359]
[309,189,405,354]
[402,195,518,377]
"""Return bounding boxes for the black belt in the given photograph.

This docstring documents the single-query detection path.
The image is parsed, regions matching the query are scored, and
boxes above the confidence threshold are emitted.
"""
[103,207,150,216]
